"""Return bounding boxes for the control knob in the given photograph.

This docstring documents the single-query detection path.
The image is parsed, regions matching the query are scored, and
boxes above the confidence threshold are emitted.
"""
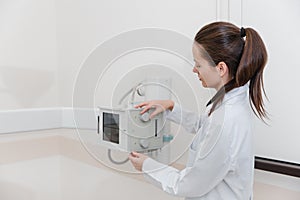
[139,139,150,149]
[139,112,150,122]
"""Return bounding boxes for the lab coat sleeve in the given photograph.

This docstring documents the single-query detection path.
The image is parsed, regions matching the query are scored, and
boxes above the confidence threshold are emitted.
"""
[165,103,206,134]
[142,127,232,198]
[142,157,231,198]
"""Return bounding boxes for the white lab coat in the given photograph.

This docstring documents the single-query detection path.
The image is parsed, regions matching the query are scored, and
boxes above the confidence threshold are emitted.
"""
[142,84,254,200]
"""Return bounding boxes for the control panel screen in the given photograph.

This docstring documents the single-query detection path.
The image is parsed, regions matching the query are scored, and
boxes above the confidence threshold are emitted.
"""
[103,112,119,144]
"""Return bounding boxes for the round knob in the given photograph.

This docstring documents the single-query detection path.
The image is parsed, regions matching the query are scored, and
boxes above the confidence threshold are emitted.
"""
[139,112,150,122]
[139,139,149,149]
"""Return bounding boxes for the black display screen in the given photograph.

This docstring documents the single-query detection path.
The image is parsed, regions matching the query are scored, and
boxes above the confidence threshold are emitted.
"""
[103,112,119,144]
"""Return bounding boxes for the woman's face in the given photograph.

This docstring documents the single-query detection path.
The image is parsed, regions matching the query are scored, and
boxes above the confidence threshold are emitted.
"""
[192,43,222,90]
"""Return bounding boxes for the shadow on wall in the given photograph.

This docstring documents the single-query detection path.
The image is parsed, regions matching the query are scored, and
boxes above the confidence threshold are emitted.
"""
[0,66,55,108]
[0,181,35,200]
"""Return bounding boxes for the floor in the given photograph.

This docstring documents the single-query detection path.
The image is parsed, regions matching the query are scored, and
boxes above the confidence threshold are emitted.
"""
[0,155,182,200]
[0,129,299,200]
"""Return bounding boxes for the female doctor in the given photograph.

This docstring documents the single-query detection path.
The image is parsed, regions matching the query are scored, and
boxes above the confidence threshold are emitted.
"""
[129,21,268,200]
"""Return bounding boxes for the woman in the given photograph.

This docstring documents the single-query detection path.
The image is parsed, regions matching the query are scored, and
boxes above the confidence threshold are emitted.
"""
[129,21,268,200]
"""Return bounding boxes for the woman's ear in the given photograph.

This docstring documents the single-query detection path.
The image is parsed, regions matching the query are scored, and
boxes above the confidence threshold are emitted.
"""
[217,62,229,77]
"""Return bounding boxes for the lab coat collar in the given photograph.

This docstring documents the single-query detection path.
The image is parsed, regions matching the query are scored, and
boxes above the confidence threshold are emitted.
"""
[206,83,249,109]
[223,83,249,104]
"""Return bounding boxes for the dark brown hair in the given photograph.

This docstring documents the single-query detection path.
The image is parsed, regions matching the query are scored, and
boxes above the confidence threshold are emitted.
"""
[194,21,268,120]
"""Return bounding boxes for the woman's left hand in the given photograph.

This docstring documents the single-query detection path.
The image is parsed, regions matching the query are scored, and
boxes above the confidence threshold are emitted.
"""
[128,151,148,171]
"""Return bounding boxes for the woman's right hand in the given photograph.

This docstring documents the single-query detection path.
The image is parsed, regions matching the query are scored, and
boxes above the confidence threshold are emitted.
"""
[134,100,174,119]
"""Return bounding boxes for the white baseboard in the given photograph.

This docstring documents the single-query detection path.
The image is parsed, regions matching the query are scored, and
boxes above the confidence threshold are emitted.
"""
[0,107,98,134]
[61,107,98,130]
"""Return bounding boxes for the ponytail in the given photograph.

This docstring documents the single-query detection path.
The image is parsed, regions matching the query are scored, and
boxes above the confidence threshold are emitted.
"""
[236,28,268,120]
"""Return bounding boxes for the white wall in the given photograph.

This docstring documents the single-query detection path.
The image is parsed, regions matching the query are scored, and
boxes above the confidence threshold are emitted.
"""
[242,0,300,164]
[1,0,300,164]
[55,0,218,107]
[215,0,300,164]
[0,0,59,110]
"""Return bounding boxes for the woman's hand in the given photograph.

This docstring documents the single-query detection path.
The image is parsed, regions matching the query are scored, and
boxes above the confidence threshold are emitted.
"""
[128,151,149,171]
[134,100,174,119]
